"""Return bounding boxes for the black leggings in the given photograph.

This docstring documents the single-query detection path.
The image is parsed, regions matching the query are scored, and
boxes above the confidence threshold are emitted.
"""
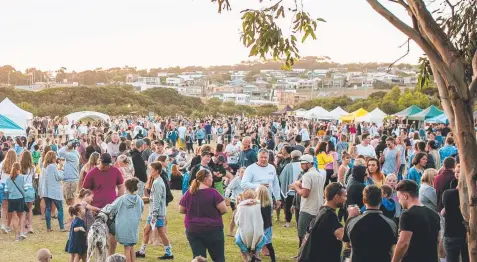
[186,142,194,154]
[325,169,337,188]
[266,243,276,262]
[284,195,294,223]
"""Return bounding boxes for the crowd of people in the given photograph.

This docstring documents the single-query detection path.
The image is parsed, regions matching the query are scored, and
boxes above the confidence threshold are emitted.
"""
[0,114,469,262]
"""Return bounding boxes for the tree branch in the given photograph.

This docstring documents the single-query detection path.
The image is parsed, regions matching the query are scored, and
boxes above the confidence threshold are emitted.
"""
[473,50,477,80]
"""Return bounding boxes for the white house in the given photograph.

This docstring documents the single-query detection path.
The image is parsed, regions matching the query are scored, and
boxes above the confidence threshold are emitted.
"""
[209,92,251,105]
[166,77,184,86]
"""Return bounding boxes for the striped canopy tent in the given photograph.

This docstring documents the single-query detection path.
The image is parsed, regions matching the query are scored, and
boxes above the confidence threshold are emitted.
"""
[340,108,369,122]
[393,105,422,118]
[408,105,443,121]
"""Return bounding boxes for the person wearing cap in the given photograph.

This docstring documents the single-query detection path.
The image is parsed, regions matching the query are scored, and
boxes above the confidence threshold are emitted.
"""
[83,153,125,255]
[189,150,214,187]
[290,154,325,247]
[58,140,80,206]
[130,139,147,197]
[36,248,53,262]
[279,150,302,228]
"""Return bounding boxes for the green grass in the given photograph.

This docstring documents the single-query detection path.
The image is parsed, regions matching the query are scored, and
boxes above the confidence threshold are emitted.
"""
[0,191,299,262]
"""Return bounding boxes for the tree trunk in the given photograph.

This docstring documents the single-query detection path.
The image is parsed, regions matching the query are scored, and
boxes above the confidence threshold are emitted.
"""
[450,89,477,260]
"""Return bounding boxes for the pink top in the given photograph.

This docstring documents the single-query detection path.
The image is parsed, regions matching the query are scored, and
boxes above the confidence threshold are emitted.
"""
[83,166,124,208]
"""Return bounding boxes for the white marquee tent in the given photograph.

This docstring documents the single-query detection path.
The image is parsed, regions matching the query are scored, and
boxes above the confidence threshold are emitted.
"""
[329,107,349,120]
[65,111,111,124]
[294,108,308,118]
[304,106,333,120]
[355,108,387,124]
[0,98,33,131]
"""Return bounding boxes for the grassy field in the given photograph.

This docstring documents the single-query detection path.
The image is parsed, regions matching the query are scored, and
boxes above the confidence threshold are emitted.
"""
[0,190,299,262]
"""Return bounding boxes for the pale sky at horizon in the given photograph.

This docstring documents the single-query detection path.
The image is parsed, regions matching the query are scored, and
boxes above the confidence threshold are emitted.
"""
[0,0,424,72]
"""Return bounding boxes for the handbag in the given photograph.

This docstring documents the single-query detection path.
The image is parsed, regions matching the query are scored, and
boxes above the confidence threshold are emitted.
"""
[11,179,29,213]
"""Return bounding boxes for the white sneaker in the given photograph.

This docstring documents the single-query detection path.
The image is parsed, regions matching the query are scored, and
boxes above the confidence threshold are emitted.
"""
[1,225,12,234]
[19,233,27,240]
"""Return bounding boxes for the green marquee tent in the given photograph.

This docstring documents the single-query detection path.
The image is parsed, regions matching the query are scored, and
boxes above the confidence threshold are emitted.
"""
[393,105,422,118]
[408,105,444,121]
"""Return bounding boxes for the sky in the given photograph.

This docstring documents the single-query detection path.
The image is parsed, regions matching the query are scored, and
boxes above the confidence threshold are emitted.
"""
[0,0,424,71]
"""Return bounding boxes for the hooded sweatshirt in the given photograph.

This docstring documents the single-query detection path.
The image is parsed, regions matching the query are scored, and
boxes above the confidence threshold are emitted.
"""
[102,193,144,245]
[150,176,166,219]
[346,165,367,208]
[235,200,265,250]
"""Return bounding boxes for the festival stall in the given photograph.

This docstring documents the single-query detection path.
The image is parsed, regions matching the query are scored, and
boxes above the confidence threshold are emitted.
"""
[0,114,25,137]
[407,105,443,121]
[340,108,368,122]
[271,105,293,116]
[393,105,422,118]
[303,106,333,120]
[294,108,308,118]
[355,108,387,124]
[329,107,349,120]
[425,114,449,124]
[65,111,111,124]
[0,98,33,130]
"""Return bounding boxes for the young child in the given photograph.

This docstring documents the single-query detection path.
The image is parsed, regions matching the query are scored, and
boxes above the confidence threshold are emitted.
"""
[65,203,87,262]
[77,189,100,233]
[32,145,41,166]
[385,173,402,224]
[102,178,144,262]
[136,162,173,260]
[256,185,276,262]
[225,167,245,237]
[380,185,396,219]
[235,189,265,262]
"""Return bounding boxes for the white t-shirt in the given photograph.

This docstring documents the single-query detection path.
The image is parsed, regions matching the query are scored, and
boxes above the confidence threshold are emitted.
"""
[356,144,377,158]
[300,168,326,216]
[178,126,187,139]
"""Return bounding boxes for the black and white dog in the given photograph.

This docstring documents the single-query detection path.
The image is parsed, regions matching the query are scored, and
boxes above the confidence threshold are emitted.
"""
[87,212,110,262]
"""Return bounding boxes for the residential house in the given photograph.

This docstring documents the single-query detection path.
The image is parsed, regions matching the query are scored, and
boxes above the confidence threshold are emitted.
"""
[166,77,184,86]
[276,89,310,106]
[231,71,247,81]
[209,92,251,105]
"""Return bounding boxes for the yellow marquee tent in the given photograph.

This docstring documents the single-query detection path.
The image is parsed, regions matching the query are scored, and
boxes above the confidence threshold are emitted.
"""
[339,108,369,122]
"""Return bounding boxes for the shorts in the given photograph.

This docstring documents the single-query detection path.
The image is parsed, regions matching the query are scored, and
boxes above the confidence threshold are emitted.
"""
[63,181,78,201]
[230,201,236,211]
[8,198,25,213]
[147,215,165,228]
[298,212,316,238]
[235,233,266,252]
[122,243,136,247]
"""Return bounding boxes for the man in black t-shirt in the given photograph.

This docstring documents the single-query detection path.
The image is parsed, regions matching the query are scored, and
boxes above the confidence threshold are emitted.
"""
[343,185,397,262]
[393,180,442,262]
[298,182,360,262]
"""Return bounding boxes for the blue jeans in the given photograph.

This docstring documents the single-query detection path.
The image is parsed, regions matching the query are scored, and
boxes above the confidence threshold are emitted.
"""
[44,197,64,230]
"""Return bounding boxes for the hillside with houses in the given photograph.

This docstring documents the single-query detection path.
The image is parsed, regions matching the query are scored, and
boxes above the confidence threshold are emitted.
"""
[0,58,419,107]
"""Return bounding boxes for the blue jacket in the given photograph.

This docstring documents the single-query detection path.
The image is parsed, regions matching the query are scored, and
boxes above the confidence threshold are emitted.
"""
[102,193,144,245]
[39,164,64,201]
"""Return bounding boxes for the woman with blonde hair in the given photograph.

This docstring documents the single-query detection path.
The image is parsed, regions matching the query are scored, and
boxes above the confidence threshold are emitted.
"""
[179,169,228,261]
[1,149,17,233]
[366,158,385,188]
[5,162,27,240]
[256,185,275,262]
[115,154,134,181]
[78,152,101,191]
[39,151,67,232]
[20,150,36,233]
[419,168,438,211]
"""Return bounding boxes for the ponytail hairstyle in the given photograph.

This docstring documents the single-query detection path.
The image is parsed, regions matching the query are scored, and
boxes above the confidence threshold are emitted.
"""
[68,203,83,217]
[124,177,140,194]
[190,169,211,195]
[146,161,163,190]
[78,188,93,199]
[10,162,21,181]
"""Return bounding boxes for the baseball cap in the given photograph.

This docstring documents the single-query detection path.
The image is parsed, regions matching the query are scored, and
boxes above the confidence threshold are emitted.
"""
[100,153,112,164]
[291,150,303,159]
[201,151,213,157]
[217,155,226,163]
[300,154,314,164]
